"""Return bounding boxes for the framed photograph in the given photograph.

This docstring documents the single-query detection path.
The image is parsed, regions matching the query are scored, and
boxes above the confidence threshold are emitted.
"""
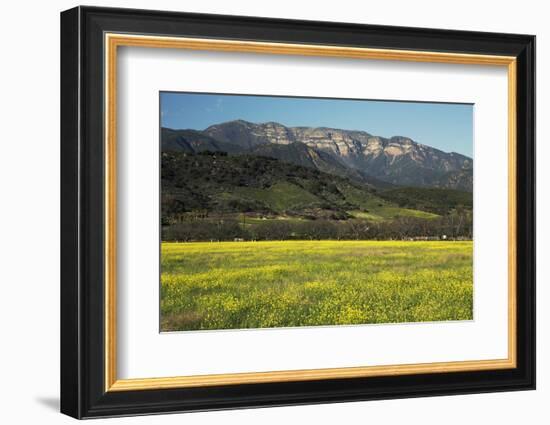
[60,6,535,419]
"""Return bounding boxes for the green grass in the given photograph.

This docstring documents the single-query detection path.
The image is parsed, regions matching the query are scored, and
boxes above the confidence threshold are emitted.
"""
[339,185,439,220]
[161,240,473,331]
[349,208,439,221]
[231,182,319,211]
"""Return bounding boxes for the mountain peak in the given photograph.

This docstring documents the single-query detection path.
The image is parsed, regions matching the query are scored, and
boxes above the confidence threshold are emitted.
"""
[206,119,253,128]
[262,121,286,127]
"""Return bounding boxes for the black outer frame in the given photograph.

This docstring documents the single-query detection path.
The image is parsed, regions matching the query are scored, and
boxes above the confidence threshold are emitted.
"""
[60,6,535,419]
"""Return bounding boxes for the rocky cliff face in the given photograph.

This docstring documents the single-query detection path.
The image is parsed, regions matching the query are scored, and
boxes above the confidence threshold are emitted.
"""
[164,120,473,191]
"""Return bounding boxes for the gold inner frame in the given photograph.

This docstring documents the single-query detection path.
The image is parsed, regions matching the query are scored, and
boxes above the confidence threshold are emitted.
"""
[104,33,518,392]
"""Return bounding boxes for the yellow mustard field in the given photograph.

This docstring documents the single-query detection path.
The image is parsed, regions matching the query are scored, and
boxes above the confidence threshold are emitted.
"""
[160,240,473,331]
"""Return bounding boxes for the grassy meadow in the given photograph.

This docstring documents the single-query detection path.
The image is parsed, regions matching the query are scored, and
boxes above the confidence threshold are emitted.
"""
[160,240,473,332]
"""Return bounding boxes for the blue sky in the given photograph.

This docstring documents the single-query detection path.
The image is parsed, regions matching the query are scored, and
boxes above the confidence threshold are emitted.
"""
[160,92,473,157]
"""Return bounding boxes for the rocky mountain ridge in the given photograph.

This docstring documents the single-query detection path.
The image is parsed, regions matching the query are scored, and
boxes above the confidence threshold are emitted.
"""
[162,120,473,191]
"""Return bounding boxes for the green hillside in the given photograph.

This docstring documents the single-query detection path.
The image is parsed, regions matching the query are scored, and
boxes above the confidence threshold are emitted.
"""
[338,185,438,221]
[378,187,473,215]
[230,182,319,211]
[161,151,434,222]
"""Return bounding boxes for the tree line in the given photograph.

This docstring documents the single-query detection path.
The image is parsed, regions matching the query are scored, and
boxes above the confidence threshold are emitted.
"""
[162,213,473,242]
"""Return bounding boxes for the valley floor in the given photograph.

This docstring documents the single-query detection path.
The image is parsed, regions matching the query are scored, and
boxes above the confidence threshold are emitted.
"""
[160,240,473,331]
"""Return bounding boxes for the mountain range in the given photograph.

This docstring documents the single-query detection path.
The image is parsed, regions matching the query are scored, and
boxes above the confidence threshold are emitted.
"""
[161,120,473,191]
